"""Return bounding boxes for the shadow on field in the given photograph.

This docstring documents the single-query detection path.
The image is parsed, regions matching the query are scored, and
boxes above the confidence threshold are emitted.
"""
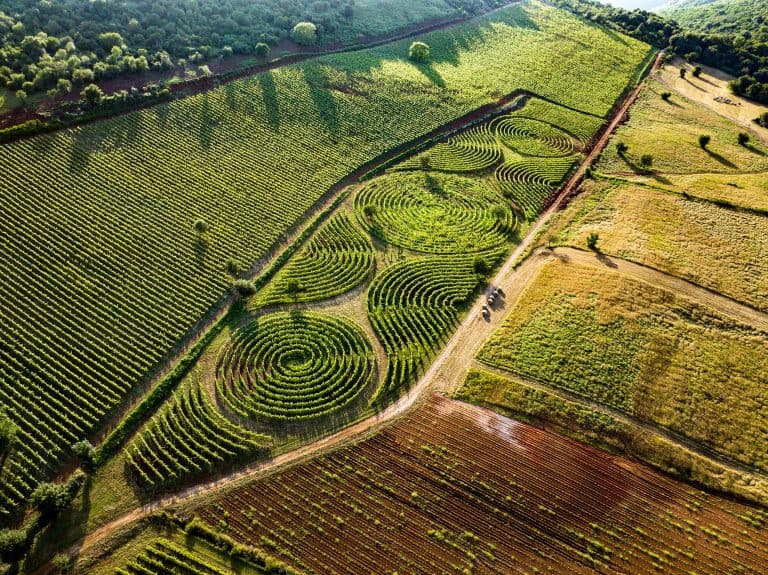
[413,61,446,88]
[745,143,766,156]
[302,65,340,141]
[258,71,281,132]
[704,147,736,168]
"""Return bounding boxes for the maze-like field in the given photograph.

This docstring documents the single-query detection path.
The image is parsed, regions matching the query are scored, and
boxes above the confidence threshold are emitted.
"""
[215,312,375,422]
[355,172,514,253]
[367,254,491,398]
[395,124,503,173]
[126,382,270,487]
[494,116,575,157]
[495,155,577,219]
[254,212,374,307]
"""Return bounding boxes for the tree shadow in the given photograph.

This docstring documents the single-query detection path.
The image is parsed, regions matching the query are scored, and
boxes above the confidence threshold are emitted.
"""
[258,71,281,132]
[704,148,737,168]
[413,61,446,89]
[198,94,214,151]
[744,143,766,156]
[684,78,705,91]
[194,236,208,267]
[302,65,340,141]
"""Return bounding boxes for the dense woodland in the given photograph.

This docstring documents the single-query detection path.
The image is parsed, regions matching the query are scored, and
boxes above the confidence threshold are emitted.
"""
[0,0,493,99]
[555,0,768,104]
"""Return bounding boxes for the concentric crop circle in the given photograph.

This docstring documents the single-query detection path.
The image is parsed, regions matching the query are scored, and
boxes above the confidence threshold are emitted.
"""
[216,312,375,421]
[355,172,515,254]
[493,116,574,157]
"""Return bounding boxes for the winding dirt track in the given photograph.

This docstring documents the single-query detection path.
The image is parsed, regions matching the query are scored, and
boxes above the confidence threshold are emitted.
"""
[49,53,666,567]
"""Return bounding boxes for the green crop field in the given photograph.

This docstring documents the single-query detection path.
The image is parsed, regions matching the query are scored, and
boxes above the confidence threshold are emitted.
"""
[0,1,650,518]
[477,259,768,472]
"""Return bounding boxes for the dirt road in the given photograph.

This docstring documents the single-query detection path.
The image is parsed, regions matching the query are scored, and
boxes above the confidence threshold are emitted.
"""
[47,53,664,570]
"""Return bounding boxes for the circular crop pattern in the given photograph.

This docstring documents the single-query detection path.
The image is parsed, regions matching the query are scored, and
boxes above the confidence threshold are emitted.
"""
[393,125,502,173]
[493,116,574,157]
[355,172,515,254]
[495,156,575,219]
[216,312,374,421]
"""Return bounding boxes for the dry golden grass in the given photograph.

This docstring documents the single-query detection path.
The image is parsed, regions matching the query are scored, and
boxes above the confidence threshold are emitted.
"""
[554,179,768,312]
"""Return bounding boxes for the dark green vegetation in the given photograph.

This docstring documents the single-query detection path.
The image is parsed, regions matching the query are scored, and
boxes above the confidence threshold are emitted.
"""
[663,0,768,43]
[0,0,500,99]
[555,0,768,104]
[0,0,650,523]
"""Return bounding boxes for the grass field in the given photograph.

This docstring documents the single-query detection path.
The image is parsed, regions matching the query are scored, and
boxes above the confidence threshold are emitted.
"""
[0,0,651,519]
[554,178,768,313]
[164,396,768,575]
[477,258,768,472]
[597,79,768,174]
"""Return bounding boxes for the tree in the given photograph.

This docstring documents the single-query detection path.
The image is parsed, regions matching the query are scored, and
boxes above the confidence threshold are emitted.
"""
[97,32,124,50]
[0,529,28,564]
[640,154,653,170]
[81,83,104,106]
[0,408,18,456]
[679,67,686,79]
[15,89,27,106]
[29,482,73,518]
[56,78,72,94]
[759,111,768,128]
[225,258,242,276]
[233,279,255,296]
[738,132,750,146]
[699,134,711,149]
[254,43,270,57]
[71,439,96,471]
[193,219,209,234]
[362,204,377,219]
[660,91,671,101]
[409,41,430,62]
[616,142,628,155]
[586,232,599,251]
[292,22,317,46]
[693,65,702,77]
[473,256,490,275]
[286,279,303,296]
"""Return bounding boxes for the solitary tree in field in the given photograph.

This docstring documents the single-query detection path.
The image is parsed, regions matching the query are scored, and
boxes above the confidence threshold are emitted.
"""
[292,22,317,46]
[738,132,750,146]
[679,67,686,79]
[616,142,628,156]
[409,41,430,62]
[254,42,270,57]
[693,66,702,78]
[660,92,671,101]
[699,134,711,149]
[639,154,653,171]
[193,219,209,234]
[759,112,768,128]
[586,232,599,251]
[81,83,104,106]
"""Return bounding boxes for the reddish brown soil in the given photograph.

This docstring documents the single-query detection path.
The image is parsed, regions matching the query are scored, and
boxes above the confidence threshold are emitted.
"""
[193,395,768,575]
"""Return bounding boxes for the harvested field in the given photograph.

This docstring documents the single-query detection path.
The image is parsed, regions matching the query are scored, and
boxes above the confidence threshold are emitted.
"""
[191,395,768,575]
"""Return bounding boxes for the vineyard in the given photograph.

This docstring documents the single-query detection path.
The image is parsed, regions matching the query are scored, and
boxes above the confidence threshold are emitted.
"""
[0,0,651,518]
[477,259,768,472]
[187,395,768,575]
[253,212,374,307]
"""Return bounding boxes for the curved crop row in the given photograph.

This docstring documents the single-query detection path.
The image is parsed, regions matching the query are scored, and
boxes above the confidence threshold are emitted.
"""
[495,156,576,219]
[216,312,374,422]
[125,381,270,487]
[367,254,493,399]
[254,212,374,307]
[394,124,502,173]
[510,97,605,144]
[494,116,575,157]
[355,172,515,254]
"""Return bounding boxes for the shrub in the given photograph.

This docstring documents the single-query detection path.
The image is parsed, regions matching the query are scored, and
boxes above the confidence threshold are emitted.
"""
[639,154,653,169]
[692,66,702,78]
[29,472,84,520]
[225,258,242,276]
[679,67,686,78]
[409,42,430,62]
[193,219,209,233]
[71,439,96,471]
[0,529,28,564]
[362,204,377,218]
[80,83,104,106]
[254,43,270,58]
[738,132,750,146]
[233,279,255,296]
[757,112,768,128]
[698,134,711,149]
[660,92,671,101]
[616,142,628,155]
[586,232,599,251]
[292,22,317,46]
[473,256,491,275]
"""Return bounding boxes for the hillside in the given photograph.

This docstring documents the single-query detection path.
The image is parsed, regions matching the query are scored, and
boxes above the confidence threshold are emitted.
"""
[662,0,768,41]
